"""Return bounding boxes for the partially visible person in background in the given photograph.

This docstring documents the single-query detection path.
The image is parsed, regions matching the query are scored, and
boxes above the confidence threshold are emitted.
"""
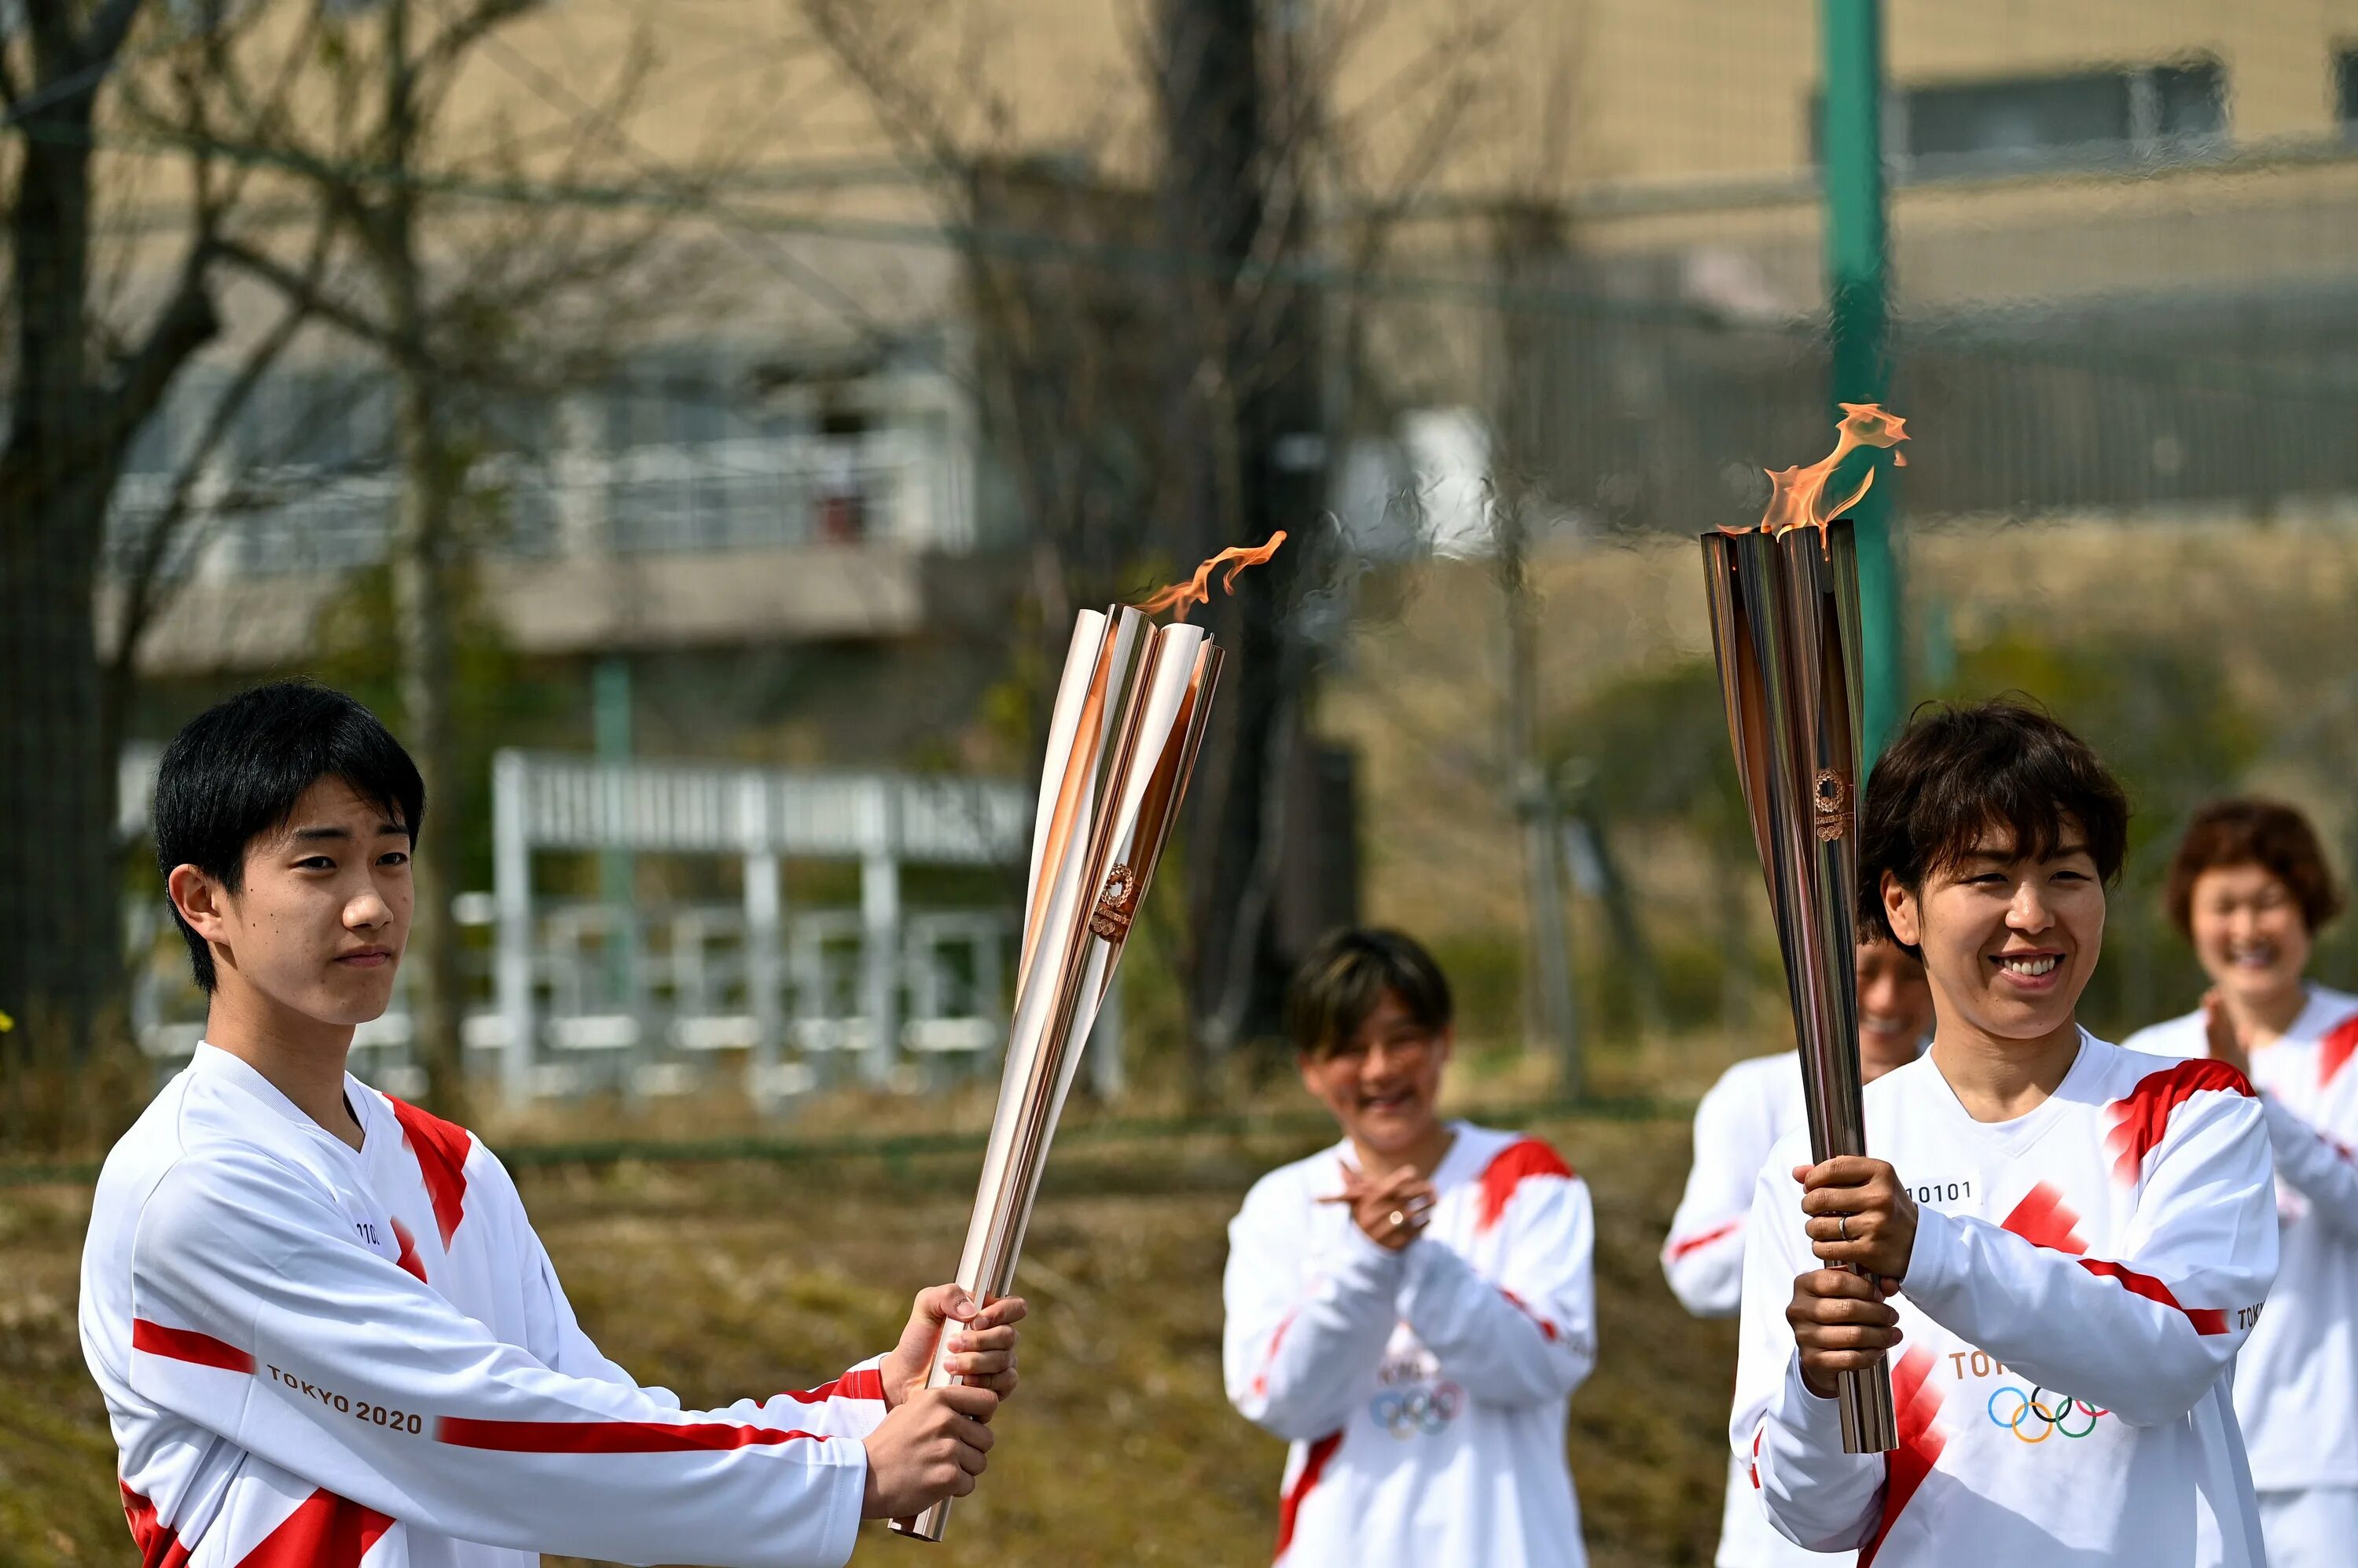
[2124,798,2358,1568]
[1662,938,1935,1568]
[1222,927,1596,1568]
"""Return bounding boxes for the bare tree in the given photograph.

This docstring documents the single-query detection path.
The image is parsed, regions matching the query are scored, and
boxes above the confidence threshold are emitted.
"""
[0,0,247,1060]
[204,0,696,1118]
[803,0,1502,1095]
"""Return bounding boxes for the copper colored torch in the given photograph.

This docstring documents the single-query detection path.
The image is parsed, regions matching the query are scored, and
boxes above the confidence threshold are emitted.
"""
[891,536,1279,1542]
[1700,405,1906,1455]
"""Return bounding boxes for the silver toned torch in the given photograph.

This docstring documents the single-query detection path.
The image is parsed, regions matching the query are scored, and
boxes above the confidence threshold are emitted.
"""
[890,549,1263,1539]
[1699,405,1906,1455]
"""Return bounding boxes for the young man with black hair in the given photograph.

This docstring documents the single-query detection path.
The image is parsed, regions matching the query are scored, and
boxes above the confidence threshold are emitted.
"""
[1732,701,2278,1566]
[81,680,1026,1568]
[1663,936,1933,1568]
[2125,799,2358,1568]
[1222,927,1596,1568]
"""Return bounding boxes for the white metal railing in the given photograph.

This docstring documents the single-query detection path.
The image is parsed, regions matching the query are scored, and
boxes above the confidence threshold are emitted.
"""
[491,751,1036,1109]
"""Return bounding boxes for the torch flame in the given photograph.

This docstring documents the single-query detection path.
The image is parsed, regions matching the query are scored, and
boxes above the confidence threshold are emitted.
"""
[1133,531,1288,619]
[1732,403,1909,546]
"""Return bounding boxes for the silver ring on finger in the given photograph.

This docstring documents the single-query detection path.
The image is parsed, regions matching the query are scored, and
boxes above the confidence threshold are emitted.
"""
[1838,1214,1849,1242]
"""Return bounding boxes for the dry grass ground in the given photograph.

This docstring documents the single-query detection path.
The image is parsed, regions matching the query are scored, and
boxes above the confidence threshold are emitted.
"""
[0,1109,1736,1568]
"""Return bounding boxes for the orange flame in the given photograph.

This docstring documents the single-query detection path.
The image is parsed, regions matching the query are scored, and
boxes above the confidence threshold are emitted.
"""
[1728,403,1909,545]
[1133,531,1288,620]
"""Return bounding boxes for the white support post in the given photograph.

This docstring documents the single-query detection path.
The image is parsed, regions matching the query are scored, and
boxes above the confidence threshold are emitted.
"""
[493,750,535,1107]
[860,784,901,1088]
[740,774,784,1114]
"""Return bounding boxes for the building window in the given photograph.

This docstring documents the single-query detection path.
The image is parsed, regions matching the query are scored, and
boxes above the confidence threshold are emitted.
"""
[2335,48,2358,133]
[1838,57,2229,178]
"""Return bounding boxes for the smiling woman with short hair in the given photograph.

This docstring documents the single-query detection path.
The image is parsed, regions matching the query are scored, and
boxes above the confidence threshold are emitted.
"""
[1221,927,1597,1568]
[1733,700,2279,1568]
[2126,797,2358,1568]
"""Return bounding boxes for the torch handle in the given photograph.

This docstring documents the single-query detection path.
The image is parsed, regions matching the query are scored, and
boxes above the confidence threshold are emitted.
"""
[1838,1357,1900,1454]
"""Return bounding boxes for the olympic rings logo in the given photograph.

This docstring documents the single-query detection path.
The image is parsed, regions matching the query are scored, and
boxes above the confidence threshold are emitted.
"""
[1371,1381,1464,1439]
[1986,1385,2110,1443]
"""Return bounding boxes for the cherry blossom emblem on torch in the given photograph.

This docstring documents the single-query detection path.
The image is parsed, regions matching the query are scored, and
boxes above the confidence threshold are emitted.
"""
[887,532,1284,1543]
[1700,405,1909,1454]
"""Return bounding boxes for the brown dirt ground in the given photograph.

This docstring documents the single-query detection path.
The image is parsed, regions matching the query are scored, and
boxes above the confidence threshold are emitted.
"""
[0,1111,1736,1568]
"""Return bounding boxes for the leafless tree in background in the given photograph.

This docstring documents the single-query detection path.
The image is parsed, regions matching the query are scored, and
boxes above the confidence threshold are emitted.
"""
[200,0,706,1118]
[0,0,260,1069]
[803,0,1501,1096]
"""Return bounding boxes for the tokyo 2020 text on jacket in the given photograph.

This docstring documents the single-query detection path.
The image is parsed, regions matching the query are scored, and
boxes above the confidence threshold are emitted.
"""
[82,1043,892,1568]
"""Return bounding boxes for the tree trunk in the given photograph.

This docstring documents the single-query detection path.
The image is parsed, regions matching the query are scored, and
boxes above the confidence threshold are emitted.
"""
[0,484,120,1068]
[1160,0,1328,1092]
[390,372,468,1118]
[0,54,205,1075]
[378,0,468,1118]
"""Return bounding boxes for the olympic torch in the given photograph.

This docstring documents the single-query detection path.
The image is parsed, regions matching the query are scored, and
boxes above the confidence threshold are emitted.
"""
[1700,405,1906,1455]
[889,535,1281,1542]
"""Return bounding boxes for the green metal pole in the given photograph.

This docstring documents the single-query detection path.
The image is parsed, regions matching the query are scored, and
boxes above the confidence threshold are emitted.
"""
[1821,0,1904,762]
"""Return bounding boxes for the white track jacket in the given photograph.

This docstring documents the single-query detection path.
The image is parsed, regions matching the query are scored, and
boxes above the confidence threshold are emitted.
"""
[2127,985,2358,1493]
[1732,1035,2277,1567]
[80,1045,887,1568]
[1663,1052,1853,1566]
[1224,1122,1596,1568]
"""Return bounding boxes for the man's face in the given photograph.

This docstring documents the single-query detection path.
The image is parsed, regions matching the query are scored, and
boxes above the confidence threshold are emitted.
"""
[178,777,413,1029]
[1883,818,2104,1046]
[1298,989,1451,1159]
[1856,940,1934,1076]
[2189,863,2312,1008]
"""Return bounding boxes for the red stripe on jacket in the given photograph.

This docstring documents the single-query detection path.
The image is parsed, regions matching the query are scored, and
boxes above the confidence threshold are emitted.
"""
[2000,1184,2088,1255]
[2003,1182,2228,1334]
[230,1487,393,1568]
[434,1415,828,1453]
[2078,1258,2230,1335]
[121,1484,194,1568]
[1665,1217,1743,1261]
[1859,1343,1947,1568]
[385,1095,472,1248]
[2104,1059,2254,1182]
[1498,1287,1562,1342]
[782,1366,887,1403]
[131,1318,255,1374]
[2323,1015,2358,1089]
[1475,1139,1574,1233]
[1272,1430,1343,1562]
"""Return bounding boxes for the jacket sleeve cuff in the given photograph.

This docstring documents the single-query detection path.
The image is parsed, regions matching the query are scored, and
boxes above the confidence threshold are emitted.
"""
[1901,1199,1967,1302]
[1322,1219,1410,1294]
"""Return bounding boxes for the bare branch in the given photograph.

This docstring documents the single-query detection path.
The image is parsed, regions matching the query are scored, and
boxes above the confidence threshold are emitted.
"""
[213,235,396,347]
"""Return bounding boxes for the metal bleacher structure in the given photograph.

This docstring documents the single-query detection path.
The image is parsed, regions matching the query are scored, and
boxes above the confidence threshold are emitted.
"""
[119,747,1110,1111]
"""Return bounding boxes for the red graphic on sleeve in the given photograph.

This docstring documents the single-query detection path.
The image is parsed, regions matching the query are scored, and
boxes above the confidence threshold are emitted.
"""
[2000,1184,2088,1255]
[1273,1430,1343,1562]
[390,1217,427,1284]
[1665,1217,1743,1261]
[2104,1059,2254,1182]
[2321,1015,2358,1089]
[783,1366,886,1403]
[435,1415,827,1454]
[385,1095,472,1247]
[121,1485,193,1568]
[131,1318,255,1374]
[2002,1181,2229,1335]
[230,1487,393,1568]
[1859,1343,1948,1568]
[1475,1139,1574,1233]
[1498,1287,1563,1343]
